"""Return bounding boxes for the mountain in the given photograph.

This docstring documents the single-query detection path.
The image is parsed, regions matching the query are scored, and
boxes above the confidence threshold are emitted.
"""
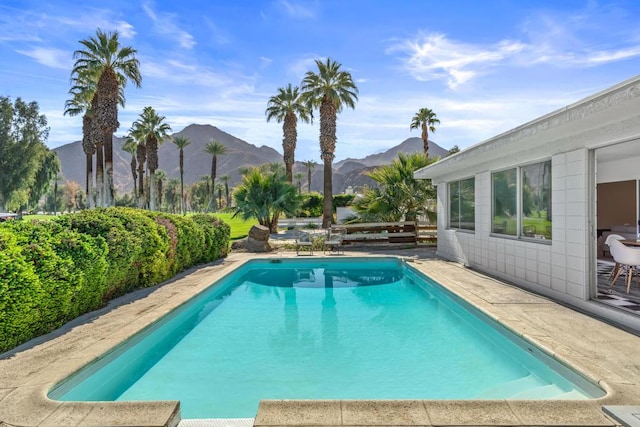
[54,126,448,195]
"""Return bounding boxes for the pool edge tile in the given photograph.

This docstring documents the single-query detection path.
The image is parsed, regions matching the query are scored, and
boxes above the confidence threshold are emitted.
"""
[254,400,342,426]
[341,400,431,425]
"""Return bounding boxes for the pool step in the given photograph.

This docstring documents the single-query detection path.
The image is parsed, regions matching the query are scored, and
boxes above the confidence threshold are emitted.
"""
[475,374,544,398]
[178,419,254,427]
[476,374,586,400]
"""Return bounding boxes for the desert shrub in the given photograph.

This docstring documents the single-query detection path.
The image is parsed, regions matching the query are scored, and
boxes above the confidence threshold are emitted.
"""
[296,192,323,217]
[333,193,355,208]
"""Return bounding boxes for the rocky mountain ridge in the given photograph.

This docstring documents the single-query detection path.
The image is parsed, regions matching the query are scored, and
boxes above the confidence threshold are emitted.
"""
[53,124,448,194]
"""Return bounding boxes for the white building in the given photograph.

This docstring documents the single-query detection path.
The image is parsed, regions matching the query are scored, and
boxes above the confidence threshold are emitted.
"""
[415,75,640,331]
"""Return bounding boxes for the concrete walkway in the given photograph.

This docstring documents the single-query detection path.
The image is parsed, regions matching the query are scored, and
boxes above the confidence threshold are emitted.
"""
[0,247,638,426]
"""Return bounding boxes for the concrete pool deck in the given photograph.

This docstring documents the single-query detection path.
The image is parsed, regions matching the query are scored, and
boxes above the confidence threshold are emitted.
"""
[0,247,639,426]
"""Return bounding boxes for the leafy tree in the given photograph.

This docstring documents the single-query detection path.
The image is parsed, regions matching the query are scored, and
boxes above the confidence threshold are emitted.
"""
[203,140,227,211]
[71,29,142,207]
[301,160,317,192]
[29,150,60,210]
[172,135,191,214]
[0,97,52,212]
[164,178,180,213]
[233,168,300,232]
[410,107,440,157]
[448,145,460,155]
[130,106,171,211]
[301,58,358,228]
[353,153,437,222]
[189,176,211,212]
[266,84,311,183]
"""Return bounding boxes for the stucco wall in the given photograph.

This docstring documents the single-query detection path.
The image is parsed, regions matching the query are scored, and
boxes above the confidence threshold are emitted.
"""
[436,148,590,302]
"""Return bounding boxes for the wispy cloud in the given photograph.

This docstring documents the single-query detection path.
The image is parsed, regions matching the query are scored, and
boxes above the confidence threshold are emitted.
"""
[142,1,195,49]
[287,55,322,78]
[16,47,71,69]
[275,0,318,19]
[388,33,525,89]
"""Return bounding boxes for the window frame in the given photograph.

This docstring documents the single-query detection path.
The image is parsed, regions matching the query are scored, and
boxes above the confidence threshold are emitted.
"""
[491,160,552,242]
[448,176,475,231]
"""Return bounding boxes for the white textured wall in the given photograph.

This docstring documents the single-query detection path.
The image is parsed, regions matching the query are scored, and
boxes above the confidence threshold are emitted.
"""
[436,148,589,302]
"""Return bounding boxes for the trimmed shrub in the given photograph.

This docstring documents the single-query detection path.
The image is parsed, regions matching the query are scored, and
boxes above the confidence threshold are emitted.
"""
[0,208,230,354]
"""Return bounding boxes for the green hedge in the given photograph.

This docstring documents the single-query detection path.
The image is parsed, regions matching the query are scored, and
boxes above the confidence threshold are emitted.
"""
[0,208,229,354]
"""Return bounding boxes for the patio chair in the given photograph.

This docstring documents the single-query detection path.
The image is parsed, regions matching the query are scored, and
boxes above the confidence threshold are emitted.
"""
[295,230,314,256]
[608,239,640,293]
[324,226,346,255]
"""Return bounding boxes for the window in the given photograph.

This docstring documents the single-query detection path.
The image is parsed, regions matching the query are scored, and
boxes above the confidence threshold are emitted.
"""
[492,169,517,235]
[492,161,552,240]
[449,178,475,230]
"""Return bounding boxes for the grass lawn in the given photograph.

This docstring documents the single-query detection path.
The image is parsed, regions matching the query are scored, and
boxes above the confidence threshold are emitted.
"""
[214,213,257,240]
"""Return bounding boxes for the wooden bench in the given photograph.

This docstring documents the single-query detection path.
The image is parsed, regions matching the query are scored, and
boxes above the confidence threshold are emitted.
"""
[332,221,417,245]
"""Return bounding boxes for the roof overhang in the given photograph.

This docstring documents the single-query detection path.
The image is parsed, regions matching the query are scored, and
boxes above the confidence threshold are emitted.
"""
[415,74,640,182]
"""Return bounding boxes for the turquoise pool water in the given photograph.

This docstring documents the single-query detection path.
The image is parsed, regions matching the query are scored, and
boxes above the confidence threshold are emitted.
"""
[50,257,604,419]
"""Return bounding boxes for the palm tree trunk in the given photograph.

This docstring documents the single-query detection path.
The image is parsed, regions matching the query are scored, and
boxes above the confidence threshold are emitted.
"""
[149,169,156,211]
[422,123,429,157]
[322,158,332,228]
[96,143,104,207]
[180,150,185,215]
[307,168,312,193]
[211,156,217,211]
[103,132,114,206]
[86,152,94,209]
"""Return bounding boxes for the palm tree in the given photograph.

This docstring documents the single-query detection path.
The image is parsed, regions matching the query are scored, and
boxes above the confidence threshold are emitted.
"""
[219,174,231,208]
[301,160,317,193]
[71,29,142,207]
[203,140,227,211]
[172,136,191,215]
[155,169,167,210]
[294,172,304,194]
[266,84,311,183]
[353,153,437,222]
[122,136,138,202]
[410,107,440,157]
[233,168,301,233]
[131,106,171,211]
[301,58,358,228]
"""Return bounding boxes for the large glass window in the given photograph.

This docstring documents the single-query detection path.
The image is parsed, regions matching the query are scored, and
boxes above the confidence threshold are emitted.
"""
[449,178,475,230]
[521,161,552,240]
[491,161,552,240]
[492,169,517,235]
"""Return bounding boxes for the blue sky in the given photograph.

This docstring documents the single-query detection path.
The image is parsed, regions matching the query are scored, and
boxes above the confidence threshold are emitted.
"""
[2,0,640,162]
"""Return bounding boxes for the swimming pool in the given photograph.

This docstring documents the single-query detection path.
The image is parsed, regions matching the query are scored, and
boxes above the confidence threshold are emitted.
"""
[49,257,604,419]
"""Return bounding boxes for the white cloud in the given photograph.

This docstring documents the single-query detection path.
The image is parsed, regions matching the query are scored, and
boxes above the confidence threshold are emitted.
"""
[288,55,322,79]
[15,47,70,69]
[142,1,196,49]
[276,0,318,19]
[389,33,526,89]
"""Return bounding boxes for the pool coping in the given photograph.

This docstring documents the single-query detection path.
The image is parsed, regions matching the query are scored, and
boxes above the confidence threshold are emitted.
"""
[0,249,638,426]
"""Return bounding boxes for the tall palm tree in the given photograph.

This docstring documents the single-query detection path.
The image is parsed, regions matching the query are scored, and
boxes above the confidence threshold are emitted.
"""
[266,84,311,183]
[155,169,167,210]
[172,136,191,215]
[301,160,317,193]
[301,58,359,228]
[410,107,440,157]
[219,174,231,208]
[203,140,227,211]
[131,106,171,211]
[122,136,138,202]
[294,172,304,194]
[71,28,142,207]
